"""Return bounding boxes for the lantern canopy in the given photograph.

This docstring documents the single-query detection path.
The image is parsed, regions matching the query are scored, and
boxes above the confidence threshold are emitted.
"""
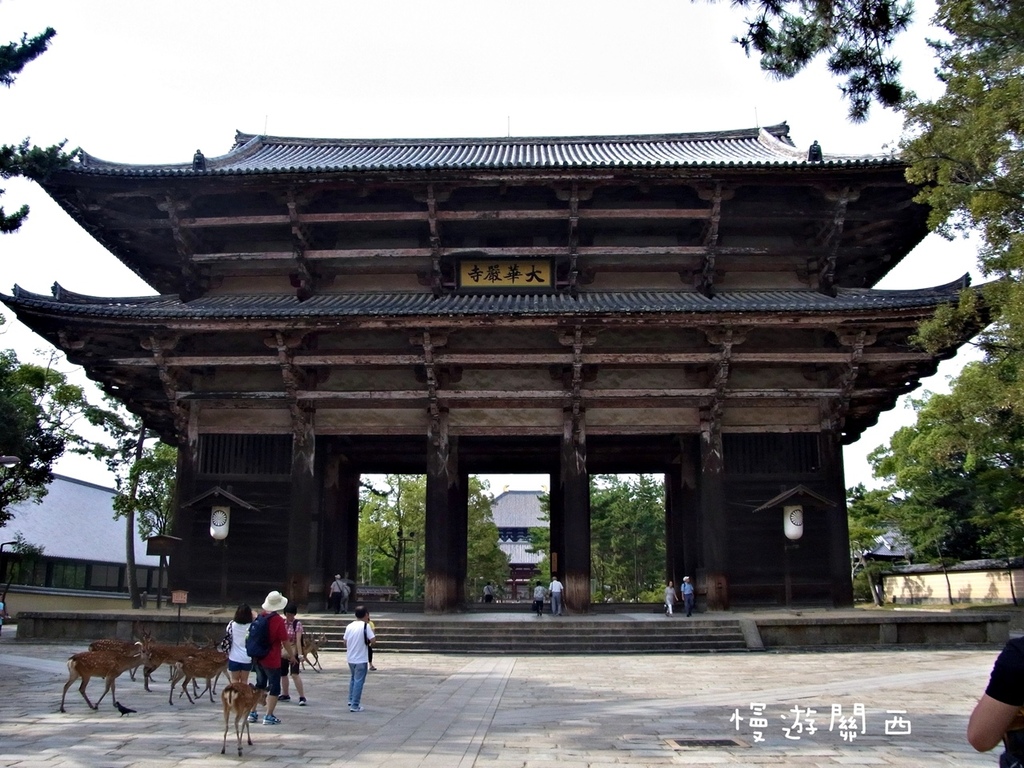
[753,484,836,540]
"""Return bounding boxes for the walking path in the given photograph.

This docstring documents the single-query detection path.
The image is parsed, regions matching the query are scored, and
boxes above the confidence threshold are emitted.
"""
[0,626,1008,767]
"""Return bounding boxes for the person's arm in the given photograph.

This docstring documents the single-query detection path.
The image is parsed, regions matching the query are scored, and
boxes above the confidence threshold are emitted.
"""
[968,694,1021,752]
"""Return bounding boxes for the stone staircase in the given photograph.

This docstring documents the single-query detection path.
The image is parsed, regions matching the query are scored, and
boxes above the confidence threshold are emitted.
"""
[300,609,752,655]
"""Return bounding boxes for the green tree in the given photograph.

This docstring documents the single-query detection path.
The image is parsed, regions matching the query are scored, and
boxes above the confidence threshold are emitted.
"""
[864,364,1024,567]
[80,398,177,608]
[1,23,75,233]
[903,2,1024,357]
[590,475,666,602]
[0,350,100,525]
[360,475,425,599]
[465,477,510,599]
[359,474,508,601]
[709,0,914,120]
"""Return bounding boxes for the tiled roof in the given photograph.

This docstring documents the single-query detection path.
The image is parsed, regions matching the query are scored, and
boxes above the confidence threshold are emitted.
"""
[71,124,898,176]
[5,475,160,566]
[492,490,545,528]
[499,539,546,567]
[4,279,970,321]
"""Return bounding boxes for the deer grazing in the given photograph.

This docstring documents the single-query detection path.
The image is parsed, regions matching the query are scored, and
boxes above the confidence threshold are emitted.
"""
[169,649,228,705]
[59,643,150,713]
[221,683,267,756]
[301,632,327,672]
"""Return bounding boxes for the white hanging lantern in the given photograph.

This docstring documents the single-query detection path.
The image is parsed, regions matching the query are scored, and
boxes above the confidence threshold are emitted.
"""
[783,504,803,541]
[210,505,230,540]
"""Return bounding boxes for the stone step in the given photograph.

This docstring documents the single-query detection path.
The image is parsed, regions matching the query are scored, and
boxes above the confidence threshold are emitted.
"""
[299,616,752,654]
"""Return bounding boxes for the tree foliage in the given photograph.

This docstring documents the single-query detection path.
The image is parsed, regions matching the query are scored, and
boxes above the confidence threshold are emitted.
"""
[359,475,508,600]
[864,365,1024,564]
[903,1,1024,358]
[713,0,914,120]
[590,474,666,602]
[0,350,99,526]
[1,23,75,233]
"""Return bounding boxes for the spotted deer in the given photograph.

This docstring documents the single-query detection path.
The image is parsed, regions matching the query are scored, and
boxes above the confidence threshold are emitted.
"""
[59,643,150,713]
[169,649,228,705]
[221,683,267,756]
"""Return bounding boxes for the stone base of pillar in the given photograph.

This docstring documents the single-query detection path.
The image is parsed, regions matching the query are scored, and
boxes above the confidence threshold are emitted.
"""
[564,574,590,614]
[424,573,459,613]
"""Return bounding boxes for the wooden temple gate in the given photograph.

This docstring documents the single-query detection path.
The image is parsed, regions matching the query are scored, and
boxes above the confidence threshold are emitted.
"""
[2,124,975,611]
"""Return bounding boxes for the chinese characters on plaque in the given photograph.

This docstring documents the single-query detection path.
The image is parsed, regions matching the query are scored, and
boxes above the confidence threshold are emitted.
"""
[458,259,553,290]
[729,703,911,743]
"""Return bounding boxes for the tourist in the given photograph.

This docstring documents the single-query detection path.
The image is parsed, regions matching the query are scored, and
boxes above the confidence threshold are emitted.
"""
[226,603,254,683]
[968,637,1024,762]
[681,577,695,617]
[248,590,290,726]
[0,591,8,636]
[549,575,564,616]
[664,581,677,616]
[327,574,346,614]
[483,581,495,603]
[344,605,375,712]
[279,602,307,705]
[532,581,546,617]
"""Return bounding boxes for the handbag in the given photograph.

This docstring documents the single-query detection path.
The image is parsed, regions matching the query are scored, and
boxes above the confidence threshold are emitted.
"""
[218,621,233,654]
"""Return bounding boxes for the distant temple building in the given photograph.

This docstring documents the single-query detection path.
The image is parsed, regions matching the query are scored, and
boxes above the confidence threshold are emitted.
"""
[492,489,546,598]
[3,124,976,611]
[1,475,161,606]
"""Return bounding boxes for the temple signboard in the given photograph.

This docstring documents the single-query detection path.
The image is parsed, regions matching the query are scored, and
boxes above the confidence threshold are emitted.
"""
[458,259,554,291]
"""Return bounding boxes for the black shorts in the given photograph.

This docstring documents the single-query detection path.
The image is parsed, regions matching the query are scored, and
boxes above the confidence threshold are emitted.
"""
[280,658,301,676]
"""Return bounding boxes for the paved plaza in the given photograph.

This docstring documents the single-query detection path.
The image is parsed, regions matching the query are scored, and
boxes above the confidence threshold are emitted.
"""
[0,619,1009,768]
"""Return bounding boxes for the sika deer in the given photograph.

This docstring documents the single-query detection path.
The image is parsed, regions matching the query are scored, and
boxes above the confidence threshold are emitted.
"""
[169,650,228,705]
[221,683,267,756]
[59,644,150,713]
[301,632,327,672]
[143,640,199,692]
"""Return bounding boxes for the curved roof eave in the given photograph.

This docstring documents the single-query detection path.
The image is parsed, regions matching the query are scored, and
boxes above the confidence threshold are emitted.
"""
[2,277,973,323]
[65,123,903,178]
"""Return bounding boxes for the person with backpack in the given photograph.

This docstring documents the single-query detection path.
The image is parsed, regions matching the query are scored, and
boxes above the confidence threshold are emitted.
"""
[246,590,290,726]
[327,574,347,614]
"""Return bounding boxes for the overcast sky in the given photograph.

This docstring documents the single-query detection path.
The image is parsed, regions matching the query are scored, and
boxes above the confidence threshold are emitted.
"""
[1,0,982,493]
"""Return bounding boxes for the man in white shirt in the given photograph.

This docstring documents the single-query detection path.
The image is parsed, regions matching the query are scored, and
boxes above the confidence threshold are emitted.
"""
[343,606,375,712]
[548,575,564,616]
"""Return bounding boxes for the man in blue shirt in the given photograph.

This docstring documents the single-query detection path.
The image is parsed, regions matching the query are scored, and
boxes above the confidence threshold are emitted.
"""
[681,577,695,617]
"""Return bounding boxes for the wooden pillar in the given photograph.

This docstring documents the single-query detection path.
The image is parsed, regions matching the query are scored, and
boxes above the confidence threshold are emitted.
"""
[286,408,315,608]
[323,451,360,606]
[679,437,701,581]
[453,461,468,606]
[425,412,460,612]
[820,430,854,607]
[168,405,199,595]
[699,411,729,610]
[560,409,590,613]
[665,469,682,585]
[548,471,564,582]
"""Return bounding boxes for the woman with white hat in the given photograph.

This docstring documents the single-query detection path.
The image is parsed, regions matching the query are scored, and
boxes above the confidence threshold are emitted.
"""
[247,590,290,726]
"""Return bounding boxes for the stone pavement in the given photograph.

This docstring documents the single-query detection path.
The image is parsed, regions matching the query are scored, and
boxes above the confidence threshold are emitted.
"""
[0,623,1009,767]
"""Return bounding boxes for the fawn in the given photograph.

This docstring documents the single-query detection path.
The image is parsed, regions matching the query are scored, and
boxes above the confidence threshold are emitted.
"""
[221,683,267,756]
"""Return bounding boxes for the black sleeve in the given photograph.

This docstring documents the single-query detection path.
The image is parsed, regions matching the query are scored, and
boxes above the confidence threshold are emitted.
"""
[985,638,1024,706]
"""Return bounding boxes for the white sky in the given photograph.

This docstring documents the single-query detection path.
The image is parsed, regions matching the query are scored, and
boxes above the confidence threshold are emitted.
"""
[0,0,983,494]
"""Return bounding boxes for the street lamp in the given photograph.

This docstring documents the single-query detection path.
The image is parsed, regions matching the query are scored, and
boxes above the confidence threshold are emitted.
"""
[0,456,20,466]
